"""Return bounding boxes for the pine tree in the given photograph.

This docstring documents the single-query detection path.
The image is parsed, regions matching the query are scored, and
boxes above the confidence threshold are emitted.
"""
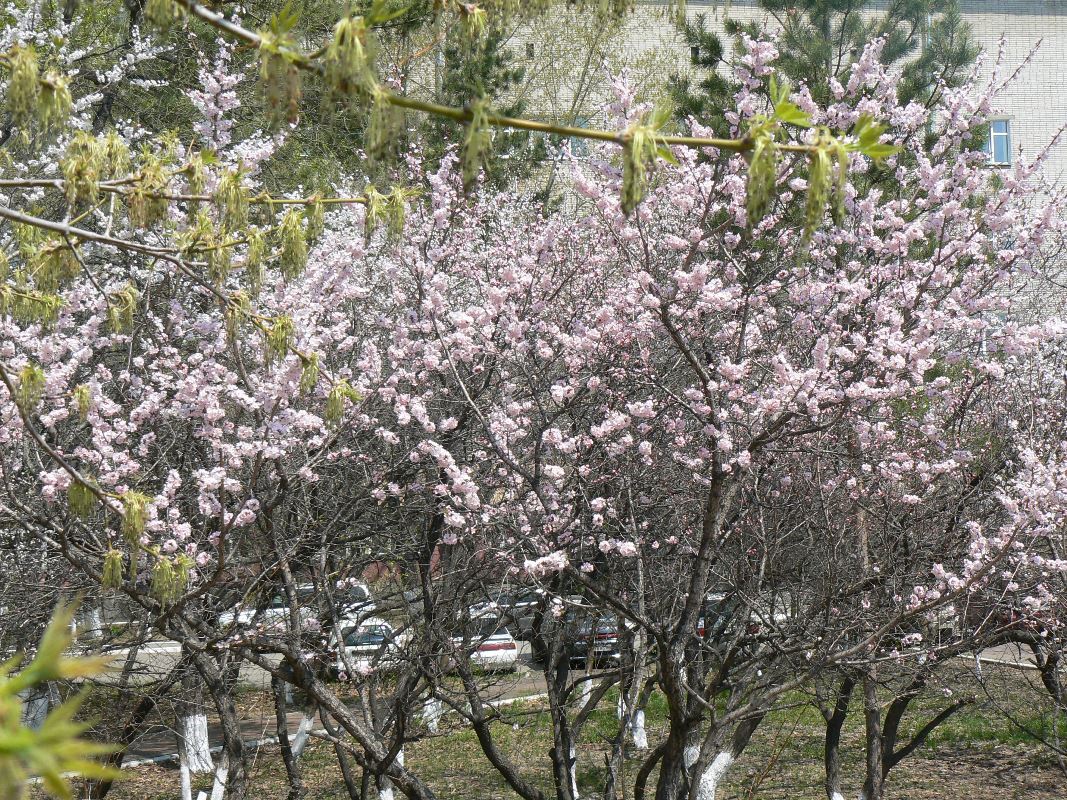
[671,0,978,131]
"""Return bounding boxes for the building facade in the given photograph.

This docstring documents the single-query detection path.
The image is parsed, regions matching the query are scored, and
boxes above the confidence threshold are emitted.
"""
[637,2,1067,179]
[508,2,1067,182]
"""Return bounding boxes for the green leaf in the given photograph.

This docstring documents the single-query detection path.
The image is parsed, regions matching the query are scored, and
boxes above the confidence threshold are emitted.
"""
[774,101,812,128]
[269,1,301,34]
[862,143,899,161]
[366,0,409,25]
[655,145,679,166]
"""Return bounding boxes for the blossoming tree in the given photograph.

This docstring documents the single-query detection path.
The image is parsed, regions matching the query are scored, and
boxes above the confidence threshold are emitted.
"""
[1,2,1066,800]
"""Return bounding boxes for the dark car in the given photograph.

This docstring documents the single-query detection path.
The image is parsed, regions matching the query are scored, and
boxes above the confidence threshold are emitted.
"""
[471,588,546,640]
[336,581,376,621]
[562,610,619,667]
[697,592,742,640]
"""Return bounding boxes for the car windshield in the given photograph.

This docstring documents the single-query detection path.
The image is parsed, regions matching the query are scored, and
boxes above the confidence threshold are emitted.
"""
[268,586,316,609]
[465,618,506,639]
[345,586,369,603]
[568,612,615,633]
[344,625,390,647]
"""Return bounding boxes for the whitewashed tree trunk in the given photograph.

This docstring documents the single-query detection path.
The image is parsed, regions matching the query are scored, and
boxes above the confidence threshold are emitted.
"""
[77,606,104,639]
[684,746,735,800]
[697,752,735,800]
[569,743,579,800]
[617,694,648,750]
[378,747,404,800]
[291,709,316,759]
[208,752,229,800]
[179,711,215,773]
[21,685,51,730]
[422,697,443,733]
[578,677,593,709]
[631,709,648,750]
[180,758,193,800]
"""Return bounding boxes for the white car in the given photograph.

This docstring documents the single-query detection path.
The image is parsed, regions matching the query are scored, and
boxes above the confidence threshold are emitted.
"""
[335,581,377,625]
[334,618,405,677]
[453,615,519,672]
[219,584,318,630]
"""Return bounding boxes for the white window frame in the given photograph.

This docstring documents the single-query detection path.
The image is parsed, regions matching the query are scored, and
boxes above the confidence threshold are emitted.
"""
[987,118,1012,166]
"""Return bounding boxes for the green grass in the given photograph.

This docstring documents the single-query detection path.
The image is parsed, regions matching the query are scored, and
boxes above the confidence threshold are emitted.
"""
[45,662,1067,800]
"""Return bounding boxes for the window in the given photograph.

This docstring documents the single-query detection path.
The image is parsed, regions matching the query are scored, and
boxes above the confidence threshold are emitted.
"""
[526,42,535,59]
[345,625,389,647]
[690,45,700,64]
[987,119,1011,166]
[568,116,591,157]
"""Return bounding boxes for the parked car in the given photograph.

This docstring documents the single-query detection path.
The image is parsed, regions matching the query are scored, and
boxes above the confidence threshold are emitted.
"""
[559,609,619,667]
[746,591,793,633]
[696,590,793,642]
[470,588,546,640]
[219,583,318,630]
[335,581,377,624]
[331,617,405,678]
[452,615,519,672]
[697,592,742,639]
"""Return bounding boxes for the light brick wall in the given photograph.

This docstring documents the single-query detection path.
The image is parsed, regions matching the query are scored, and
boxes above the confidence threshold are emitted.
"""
[610,1,1067,181]
[499,2,1063,181]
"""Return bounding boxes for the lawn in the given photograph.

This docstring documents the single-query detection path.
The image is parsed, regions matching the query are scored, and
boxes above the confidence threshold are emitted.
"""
[53,661,1067,800]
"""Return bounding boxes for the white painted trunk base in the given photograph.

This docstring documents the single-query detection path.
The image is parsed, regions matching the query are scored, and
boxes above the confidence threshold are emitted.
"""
[291,711,315,759]
[21,688,50,730]
[378,747,404,800]
[180,760,193,800]
[616,696,648,750]
[698,752,735,800]
[683,747,734,800]
[422,698,443,733]
[569,743,579,800]
[631,710,648,750]
[208,754,228,800]
[578,679,593,708]
[85,607,104,638]
[180,712,215,773]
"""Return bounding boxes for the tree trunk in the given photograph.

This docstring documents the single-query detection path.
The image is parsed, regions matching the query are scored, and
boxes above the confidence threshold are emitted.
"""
[823,677,855,800]
[422,697,443,734]
[652,716,691,800]
[861,671,883,800]
[545,642,578,800]
[178,673,215,774]
[21,683,54,729]
[209,752,230,800]
[378,747,404,800]
[685,714,763,800]
[272,675,304,800]
[190,648,248,800]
